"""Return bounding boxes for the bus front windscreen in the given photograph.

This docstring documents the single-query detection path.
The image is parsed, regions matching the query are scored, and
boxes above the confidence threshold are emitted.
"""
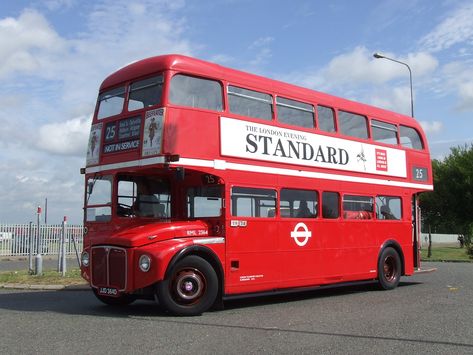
[86,175,112,222]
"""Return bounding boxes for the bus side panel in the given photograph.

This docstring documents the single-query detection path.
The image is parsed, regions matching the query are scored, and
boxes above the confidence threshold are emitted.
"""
[225,218,280,294]
[339,220,378,280]
[372,221,414,276]
[278,218,322,287]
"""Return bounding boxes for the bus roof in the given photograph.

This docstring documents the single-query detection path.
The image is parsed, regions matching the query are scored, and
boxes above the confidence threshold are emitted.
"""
[100,54,418,128]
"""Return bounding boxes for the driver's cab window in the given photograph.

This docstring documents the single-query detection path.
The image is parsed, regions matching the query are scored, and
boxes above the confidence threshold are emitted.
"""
[117,176,171,218]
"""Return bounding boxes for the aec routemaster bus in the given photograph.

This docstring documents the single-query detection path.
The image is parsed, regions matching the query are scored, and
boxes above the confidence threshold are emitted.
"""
[80,54,433,316]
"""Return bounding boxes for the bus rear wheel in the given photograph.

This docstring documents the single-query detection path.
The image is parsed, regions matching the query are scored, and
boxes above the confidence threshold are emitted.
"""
[157,255,218,316]
[377,247,401,290]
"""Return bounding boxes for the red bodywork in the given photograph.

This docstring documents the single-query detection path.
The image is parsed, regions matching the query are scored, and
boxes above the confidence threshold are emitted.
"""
[81,54,432,300]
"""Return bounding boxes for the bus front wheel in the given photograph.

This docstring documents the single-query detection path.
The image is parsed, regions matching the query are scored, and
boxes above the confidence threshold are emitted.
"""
[157,255,218,316]
[377,247,401,290]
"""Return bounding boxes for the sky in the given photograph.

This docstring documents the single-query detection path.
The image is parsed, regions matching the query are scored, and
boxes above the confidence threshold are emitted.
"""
[0,0,472,224]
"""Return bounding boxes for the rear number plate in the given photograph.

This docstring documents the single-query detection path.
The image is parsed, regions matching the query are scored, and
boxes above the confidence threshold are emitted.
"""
[98,287,119,297]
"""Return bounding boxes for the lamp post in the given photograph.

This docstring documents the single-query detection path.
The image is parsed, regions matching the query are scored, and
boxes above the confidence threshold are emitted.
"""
[373,52,414,118]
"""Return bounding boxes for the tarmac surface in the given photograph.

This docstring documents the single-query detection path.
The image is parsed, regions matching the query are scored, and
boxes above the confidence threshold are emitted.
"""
[1,261,472,354]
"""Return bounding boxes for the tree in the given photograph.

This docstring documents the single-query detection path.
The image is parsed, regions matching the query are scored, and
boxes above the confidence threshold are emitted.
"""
[420,144,473,242]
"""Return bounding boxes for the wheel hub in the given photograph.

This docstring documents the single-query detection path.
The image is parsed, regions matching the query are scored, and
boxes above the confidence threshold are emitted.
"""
[384,256,396,281]
[174,270,205,302]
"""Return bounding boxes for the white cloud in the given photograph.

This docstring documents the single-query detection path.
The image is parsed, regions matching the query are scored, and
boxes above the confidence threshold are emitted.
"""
[0,0,196,223]
[281,46,438,116]
[457,81,473,111]
[420,3,473,52]
[288,47,438,93]
[370,86,413,116]
[248,37,274,68]
[0,9,65,78]
[36,115,91,156]
[325,46,396,85]
[43,0,76,11]
[249,36,274,50]
[403,52,439,77]
[420,120,443,134]
[440,61,473,111]
[208,54,234,65]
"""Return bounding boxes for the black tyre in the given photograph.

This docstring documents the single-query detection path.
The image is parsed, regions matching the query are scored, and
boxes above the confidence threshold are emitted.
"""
[377,247,401,290]
[92,288,136,306]
[156,255,218,316]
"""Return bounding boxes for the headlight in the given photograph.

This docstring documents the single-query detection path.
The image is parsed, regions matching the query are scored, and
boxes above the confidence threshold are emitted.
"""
[139,254,151,272]
[81,251,90,267]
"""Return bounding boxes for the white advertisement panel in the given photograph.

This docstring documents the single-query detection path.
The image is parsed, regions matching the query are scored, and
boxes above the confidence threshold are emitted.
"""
[142,108,165,157]
[220,117,407,178]
[86,123,102,166]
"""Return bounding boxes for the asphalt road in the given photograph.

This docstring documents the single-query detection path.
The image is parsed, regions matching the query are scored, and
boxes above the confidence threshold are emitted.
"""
[0,262,472,354]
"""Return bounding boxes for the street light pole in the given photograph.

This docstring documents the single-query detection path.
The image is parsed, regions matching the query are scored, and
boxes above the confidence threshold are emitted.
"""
[373,52,414,118]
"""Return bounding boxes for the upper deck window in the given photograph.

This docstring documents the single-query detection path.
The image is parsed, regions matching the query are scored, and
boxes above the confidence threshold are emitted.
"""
[371,119,398,145]
[97,86,126,119]
[338,110,368,139]
[317,106,336,133]
[400,125,424,150]
[276,97,314,129]
[128,75,163,111]
[170,74,223,111]
[228,86,273,120]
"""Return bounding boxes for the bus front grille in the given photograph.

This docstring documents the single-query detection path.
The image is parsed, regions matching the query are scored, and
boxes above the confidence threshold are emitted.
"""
[91,246,127,290]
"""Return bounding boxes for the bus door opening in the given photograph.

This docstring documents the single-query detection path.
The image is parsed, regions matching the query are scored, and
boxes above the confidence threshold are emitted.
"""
[412,194,421,268]
[185,173,225,237]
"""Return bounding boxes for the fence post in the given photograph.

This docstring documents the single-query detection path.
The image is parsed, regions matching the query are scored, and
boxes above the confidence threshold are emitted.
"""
[28,222,33,274]
[428,225,432,258]
[71,226,81,267]
[34,206,43,275]
[61,217,67,276]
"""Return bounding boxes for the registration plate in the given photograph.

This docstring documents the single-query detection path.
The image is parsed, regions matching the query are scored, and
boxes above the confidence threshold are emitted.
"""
[98,287,119,297]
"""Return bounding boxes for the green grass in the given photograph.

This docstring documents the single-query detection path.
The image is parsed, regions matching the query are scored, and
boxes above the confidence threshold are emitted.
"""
[0,268,87,285]
[421,246,472,262]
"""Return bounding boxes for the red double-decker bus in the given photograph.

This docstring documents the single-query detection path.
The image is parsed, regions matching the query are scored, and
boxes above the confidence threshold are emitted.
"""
[80,54,433,315]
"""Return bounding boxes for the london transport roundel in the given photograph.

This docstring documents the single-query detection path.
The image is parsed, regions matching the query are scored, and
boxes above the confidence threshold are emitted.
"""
[290,223,312,247]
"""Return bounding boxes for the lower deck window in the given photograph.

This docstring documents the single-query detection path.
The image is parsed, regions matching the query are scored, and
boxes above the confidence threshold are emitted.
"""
[322,192,340,219]
[280,188,318,218]
[376,196,402,220]
[231,187,276,217]
[343,195,373,219]
[187,186,223,218]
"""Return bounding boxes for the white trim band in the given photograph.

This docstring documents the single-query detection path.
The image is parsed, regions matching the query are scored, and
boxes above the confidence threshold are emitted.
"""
[193,237,225,245]
[176,158,433,190]
[85,156,433,190]
[86,156,166,174]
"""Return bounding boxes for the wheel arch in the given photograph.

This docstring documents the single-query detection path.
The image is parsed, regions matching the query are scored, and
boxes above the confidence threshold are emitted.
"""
[379,240,405,276]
